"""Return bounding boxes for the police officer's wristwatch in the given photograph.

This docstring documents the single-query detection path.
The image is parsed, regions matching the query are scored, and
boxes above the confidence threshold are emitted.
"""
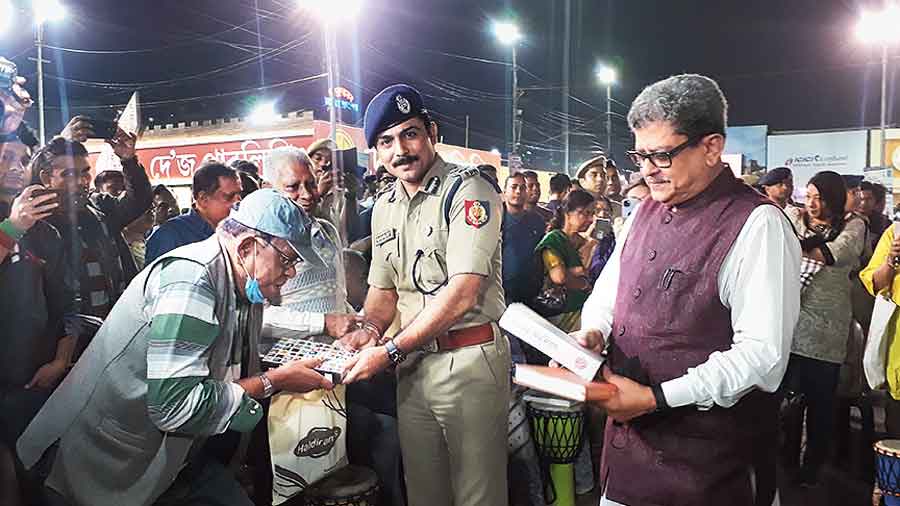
[384,339,407,365]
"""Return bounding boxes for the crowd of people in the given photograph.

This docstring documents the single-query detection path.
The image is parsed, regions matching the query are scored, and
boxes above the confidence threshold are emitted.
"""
[0,66,898,506]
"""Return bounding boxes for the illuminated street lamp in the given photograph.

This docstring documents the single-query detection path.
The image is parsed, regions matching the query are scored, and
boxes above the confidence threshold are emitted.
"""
[856,5,900,169]
[249,101,278,125]
[34,0,66,144]
[298,0,363,244]
[596,64,617,157]
[298,0,363,141]
[493,20,522,157]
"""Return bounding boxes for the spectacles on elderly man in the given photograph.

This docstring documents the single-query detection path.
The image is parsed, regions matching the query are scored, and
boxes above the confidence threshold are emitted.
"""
[258,237,302,270]
[625,133,714,169]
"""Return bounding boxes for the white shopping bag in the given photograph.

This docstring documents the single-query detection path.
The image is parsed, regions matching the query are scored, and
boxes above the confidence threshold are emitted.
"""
[268,386,348,505]
[864,294,897,389]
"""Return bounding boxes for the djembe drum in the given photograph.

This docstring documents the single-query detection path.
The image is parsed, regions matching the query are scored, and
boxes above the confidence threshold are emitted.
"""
[302,465,380,506]
[875,440,900,506]
[525,394,586,506]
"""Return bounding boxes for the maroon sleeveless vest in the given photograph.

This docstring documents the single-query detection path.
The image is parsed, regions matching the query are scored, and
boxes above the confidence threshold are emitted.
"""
[601,169,778,506]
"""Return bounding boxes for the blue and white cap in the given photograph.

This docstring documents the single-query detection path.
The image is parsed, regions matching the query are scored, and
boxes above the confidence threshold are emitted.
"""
[230,188,324,269]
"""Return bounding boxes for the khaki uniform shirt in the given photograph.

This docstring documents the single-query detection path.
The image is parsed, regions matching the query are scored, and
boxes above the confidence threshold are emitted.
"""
[368,155,505,332]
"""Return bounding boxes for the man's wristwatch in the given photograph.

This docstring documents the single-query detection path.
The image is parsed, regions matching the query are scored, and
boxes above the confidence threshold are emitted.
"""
[384,339,407,365]
[650,384,670,412]
[258,372,275,398]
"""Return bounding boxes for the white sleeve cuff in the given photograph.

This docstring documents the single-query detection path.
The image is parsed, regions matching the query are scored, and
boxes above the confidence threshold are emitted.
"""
[661,375,712,410]
[262,307,326,337]
[308,312,326,335]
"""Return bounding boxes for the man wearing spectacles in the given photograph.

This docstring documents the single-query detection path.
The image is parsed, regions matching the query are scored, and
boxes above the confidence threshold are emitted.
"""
[263,146,407,506]
[262,146,364,345]
[19,189,331,506]
[577,74,801,506]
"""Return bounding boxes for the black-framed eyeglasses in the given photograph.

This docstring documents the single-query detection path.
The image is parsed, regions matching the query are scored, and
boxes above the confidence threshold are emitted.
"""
[625,134,713,169]
[258,237,302,270]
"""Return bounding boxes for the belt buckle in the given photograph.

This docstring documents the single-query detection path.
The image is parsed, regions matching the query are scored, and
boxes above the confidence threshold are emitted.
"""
[423,340,439,353]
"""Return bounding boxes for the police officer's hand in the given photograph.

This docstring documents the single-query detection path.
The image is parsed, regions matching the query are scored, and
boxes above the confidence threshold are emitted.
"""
[571,328,605,354]
[324,313,366,338]
[268,357,334,393]
[592,366,652,423]
[341,346,390,384]
[339,328,379,350]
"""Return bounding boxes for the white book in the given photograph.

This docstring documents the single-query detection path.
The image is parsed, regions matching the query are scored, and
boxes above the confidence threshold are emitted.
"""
[515,365,617,404]
[500,303,604,381]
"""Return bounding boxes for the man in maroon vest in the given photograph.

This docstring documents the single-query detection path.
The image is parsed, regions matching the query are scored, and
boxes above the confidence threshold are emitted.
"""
[577,74,802,506]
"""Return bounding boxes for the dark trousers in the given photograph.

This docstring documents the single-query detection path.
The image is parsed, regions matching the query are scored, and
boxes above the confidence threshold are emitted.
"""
[782,353,842,479]
[154,452,255,506]
[40,450,254,506]
[1,387,51,506]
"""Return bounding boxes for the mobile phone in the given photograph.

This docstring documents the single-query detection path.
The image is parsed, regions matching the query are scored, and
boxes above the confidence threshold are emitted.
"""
[89,118,119,140]
[31,188,61,199]
[31,188,62,214]
[622,197,640,219]
[592,218,613,240]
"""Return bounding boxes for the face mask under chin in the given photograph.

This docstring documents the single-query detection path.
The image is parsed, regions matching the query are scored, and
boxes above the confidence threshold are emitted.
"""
[239,240,267,305]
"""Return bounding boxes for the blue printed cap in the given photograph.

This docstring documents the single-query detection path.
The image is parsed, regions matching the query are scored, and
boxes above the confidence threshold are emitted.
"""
[229,189,324,269]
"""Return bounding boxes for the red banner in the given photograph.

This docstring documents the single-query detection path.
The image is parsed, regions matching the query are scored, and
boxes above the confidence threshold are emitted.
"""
[88,121,370,184]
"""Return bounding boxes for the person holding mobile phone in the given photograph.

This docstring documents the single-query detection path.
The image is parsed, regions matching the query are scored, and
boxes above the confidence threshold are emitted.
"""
[36,123,152,319]
[0,124,78,504]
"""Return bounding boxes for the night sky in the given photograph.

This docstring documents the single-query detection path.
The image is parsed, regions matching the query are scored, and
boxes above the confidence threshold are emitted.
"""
[0,0,896,172]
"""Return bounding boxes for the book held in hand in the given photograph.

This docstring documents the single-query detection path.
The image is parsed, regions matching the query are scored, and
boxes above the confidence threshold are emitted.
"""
[514,364,618,403]
[500,303,604,381]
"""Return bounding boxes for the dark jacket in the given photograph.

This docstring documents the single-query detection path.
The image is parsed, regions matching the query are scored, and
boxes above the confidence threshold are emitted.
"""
[0,219,74,387]
[49,157,152,318]
[603,171,775,506]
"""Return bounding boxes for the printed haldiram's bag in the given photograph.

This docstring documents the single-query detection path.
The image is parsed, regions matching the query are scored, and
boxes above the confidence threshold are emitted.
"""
[268,386,348,505]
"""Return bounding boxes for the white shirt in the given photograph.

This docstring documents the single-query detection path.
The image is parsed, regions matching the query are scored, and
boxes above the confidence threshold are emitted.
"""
[263,218,349,340]
[582,204,801,409]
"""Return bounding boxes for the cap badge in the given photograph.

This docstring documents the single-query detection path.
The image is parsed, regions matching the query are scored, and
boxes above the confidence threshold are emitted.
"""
[396,94,411,114]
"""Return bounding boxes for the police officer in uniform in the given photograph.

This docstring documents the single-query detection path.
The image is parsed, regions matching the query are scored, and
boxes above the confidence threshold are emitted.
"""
[342,84,510,506]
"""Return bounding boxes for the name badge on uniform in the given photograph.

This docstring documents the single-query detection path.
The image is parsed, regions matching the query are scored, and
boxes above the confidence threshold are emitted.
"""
[375,228,397,247]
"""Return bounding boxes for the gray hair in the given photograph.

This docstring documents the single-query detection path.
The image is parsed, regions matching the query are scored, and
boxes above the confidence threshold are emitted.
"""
[263,146,313,184]
[627,74,728,139]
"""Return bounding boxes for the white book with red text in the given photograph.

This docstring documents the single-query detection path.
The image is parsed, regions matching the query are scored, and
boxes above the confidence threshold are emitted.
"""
[499,303,604,381]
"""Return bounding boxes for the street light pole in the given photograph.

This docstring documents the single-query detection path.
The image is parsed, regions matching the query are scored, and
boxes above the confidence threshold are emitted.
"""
[301,0,362,142]
[35,22,45,145]
[856,5,900,169]
[323,25,337,142]
[511,43,518,155]
[596,64,617,158]
[492,20,522,163]
[880,42,888,169]
[606,82,612,158]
